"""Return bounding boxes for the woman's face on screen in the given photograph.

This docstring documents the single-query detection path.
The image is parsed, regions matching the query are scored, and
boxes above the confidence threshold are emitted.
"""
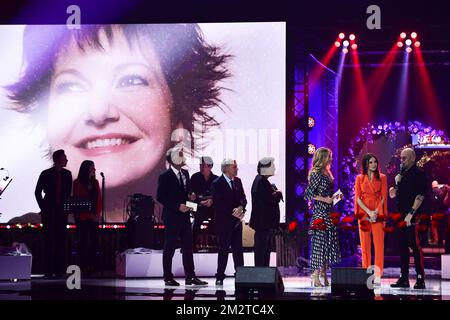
[46,28,173,188]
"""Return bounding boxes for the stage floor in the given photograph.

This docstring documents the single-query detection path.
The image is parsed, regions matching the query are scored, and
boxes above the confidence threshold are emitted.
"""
[1,268,449,300]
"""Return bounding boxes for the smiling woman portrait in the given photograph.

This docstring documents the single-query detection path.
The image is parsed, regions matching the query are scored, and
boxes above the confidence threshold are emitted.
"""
[5,24,231,222]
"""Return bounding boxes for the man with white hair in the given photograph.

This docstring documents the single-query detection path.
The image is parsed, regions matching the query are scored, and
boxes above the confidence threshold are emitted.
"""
[211,159,247,286]
[389,147,427,289]
[250,157,283,266]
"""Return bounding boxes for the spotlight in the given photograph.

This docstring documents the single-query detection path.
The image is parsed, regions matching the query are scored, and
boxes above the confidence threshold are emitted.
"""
[342,48,348,54]
[414,41,421,47]
[406,47,412,53]
[411,32,417,39]
[400,32,407,39]
[339,32,345,39]
[397,41,404,48]
[334,41,341,47]
[308,143,316,155]
[405,39,412,46]
[343,40,349,47]
[308,116,315,128]
[349,34,356,41]
[351,43,357,50]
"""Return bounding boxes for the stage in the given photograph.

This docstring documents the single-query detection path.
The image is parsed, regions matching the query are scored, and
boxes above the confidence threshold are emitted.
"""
[1,268,449,301]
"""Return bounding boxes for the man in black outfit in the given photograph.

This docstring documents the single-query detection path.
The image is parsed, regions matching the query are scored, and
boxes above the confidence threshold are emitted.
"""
[190,156,218,251]
[35,149,72,278]
[157,147,208,286]
[389,148,427,289]
[250,157,283,267]
[211,159,247,286]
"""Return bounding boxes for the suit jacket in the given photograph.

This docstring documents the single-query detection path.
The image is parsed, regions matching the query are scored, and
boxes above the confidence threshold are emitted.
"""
[249,175,281,230]
[211,175,247,230]
[35,166,72,215]
[157,168,191,223]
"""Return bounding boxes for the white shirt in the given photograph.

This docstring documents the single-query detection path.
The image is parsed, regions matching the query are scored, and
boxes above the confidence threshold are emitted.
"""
[171,166,186,188]
[223,174,234,190]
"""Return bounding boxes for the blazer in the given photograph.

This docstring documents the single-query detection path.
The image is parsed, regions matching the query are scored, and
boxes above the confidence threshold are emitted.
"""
[35,166,72,213]
[211,175,247,229]
[354,173,388,218]
[156,167,191,223]
[249,175,282,230]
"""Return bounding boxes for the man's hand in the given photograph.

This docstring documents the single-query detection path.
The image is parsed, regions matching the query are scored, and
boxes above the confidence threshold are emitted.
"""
[179,204,191,213]
[389,187,396,199]
[200,199,213,207]
[188,192,196,201]
[404,213,413,227]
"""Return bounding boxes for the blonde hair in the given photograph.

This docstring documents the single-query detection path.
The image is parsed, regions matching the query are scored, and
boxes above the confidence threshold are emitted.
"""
[308,147,334,181]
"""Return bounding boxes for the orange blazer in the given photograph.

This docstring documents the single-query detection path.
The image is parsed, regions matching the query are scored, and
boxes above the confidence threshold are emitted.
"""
[73,179,102,221]
[354,173,387,219]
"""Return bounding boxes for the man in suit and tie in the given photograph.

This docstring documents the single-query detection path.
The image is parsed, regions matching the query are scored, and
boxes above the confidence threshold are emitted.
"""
[35,149,72,278]
[211,159,247,286]
[157,147,208,286]
[250,157,283,267]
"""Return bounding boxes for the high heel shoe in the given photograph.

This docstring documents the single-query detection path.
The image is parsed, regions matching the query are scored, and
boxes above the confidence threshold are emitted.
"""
[321,269,329,286]
[310,270,324,287]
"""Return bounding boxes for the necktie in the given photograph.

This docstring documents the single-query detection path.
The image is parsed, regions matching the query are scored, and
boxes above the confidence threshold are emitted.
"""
[230,179,235,192]
[179,171,185,191]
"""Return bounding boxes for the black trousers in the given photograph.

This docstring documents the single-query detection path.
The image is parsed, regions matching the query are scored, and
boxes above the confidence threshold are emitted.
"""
[216,222,243,280]
[41,211,67,276]
[77,219,98,272]
[398,225,425,278]
[254,229,272,267]
[163,216,195,280]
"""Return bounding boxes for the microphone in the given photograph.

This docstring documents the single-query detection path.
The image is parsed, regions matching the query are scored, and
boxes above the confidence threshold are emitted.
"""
[271,183,284,202]
[100,172,105,178]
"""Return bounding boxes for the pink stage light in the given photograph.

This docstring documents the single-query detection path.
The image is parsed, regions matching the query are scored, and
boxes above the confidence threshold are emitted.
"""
[397,41,403,48]
[349,34,356,41]
[351,43,357,50]
[334,41,341,47]
[339,33,345,39]
[400,32,407,39]
[411,32,417,39]
[414,41,421,47]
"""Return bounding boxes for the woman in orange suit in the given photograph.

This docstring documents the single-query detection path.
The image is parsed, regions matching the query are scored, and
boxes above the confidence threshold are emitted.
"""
[354,153,387,284]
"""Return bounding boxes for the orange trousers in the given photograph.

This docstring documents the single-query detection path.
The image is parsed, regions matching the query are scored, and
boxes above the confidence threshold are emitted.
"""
[358,221,384,277]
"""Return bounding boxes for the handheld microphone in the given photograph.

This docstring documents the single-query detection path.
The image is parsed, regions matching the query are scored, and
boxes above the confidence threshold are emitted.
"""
[400,164,406,176]
[100,172,105,178]
[272,183,284,202]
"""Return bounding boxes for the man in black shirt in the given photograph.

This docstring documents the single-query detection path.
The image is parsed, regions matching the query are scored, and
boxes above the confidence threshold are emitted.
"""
[250,157,283,266]
[190,156,218,250]
[35,149,72,278]
[389,148,426,289]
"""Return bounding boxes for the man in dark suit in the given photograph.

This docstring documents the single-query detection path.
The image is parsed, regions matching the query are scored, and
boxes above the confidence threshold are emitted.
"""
[157,147,208,286]
[211,159,247,286]
[250,157,283,267]
[35,149,72,278]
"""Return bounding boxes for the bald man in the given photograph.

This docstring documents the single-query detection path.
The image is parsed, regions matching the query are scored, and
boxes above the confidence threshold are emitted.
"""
[389,148,427,289]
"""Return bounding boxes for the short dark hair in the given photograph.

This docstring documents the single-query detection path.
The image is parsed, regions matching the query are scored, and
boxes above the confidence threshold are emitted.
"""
[5,24,232,156]
[52,149,65,163]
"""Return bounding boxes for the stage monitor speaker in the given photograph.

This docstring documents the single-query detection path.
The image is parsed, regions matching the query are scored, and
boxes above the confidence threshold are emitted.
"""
[235,266,284,295]
[331,267,375,297]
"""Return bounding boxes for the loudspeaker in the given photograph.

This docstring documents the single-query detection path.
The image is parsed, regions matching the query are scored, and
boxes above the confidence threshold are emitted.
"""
[331,267,375,297]
[235,266,284,295]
